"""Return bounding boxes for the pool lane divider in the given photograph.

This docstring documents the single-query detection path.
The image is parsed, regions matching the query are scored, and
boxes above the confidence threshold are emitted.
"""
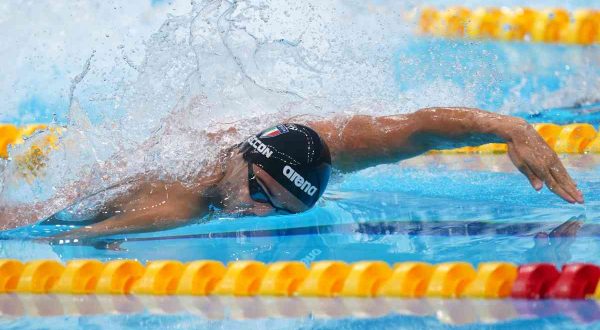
[418,7,600,45]
[2,123,600,169]
[0,124,54,158]
[0,123,62,181]
[2,259,600,300]
[431,123,600,154]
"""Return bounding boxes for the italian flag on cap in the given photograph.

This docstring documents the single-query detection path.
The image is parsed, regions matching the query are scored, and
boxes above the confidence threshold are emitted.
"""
[260,125,288,138]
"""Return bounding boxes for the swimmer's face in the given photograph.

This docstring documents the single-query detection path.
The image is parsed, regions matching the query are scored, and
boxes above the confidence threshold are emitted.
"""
[220,154,309,216]
[248,164,309,214]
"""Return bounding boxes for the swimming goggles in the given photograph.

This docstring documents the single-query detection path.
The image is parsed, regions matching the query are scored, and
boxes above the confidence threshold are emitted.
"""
[247,162,293,214]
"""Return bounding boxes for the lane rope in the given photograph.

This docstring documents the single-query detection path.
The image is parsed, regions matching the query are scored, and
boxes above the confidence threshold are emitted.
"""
[418,7,600,45]
[1,259,600,300]
[2,123,600,163]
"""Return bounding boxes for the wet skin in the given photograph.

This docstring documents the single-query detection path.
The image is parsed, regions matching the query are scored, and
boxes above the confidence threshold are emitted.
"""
[0,107,584,238]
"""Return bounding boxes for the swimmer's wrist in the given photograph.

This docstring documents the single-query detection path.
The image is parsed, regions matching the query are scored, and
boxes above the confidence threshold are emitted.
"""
[494,117,530,143]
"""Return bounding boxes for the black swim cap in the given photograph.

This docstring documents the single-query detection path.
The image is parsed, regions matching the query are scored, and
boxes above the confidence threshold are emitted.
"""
[241,123,331,208]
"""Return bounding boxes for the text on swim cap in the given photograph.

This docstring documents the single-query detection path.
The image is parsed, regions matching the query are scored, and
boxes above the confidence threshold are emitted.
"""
[283,165,318,196]
[247,136,273,158]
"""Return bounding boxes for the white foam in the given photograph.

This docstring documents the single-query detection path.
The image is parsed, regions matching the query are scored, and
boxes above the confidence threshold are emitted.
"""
[1,0,600,220]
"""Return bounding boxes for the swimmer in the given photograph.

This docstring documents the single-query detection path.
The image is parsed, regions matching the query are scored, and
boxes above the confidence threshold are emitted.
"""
[0,107,584,238]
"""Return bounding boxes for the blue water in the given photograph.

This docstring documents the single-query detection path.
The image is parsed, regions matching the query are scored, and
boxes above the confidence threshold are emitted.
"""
[2,154,600,328]
[1,295,599,329]
[4,1,600,329]
[4,155,597,264]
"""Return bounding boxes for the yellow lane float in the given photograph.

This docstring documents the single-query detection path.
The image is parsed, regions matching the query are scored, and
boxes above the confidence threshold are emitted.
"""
[378,262,434,297]
[95,260,145,294]
[432,123,600,154]
[419,7,600,45]
[462,262,518,298]
[425,262,477,298]
[132,260,185,295]
[15,260,65,294]
[213,261,267,296]
[258,261,309,296]
[176,260,226,296]
[340,261,393,297]
[296,261,350,297]
[554,123,597,153]
[0,260,25,293]
[52,260,105,294]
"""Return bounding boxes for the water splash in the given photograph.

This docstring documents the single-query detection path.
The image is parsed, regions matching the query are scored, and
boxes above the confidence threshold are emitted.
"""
[1,0,600,224]
[0,0,409,219]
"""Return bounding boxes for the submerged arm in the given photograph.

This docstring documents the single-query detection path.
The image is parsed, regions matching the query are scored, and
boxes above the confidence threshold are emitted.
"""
[308,107,583,204]
[52,180,216,240]
[53,206,202,240]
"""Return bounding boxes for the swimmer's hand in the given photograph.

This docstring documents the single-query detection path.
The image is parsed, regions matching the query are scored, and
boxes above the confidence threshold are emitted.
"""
[505,120,584,204]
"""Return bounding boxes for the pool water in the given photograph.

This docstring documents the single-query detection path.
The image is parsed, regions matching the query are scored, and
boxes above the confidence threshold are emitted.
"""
[1,295,599,329]
[3,1,600,329]
[2,154,600,328]
[4,154,597,264]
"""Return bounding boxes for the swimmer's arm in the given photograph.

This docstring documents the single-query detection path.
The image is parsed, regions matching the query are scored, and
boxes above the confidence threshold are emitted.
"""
[52,211,197,240]
[308,107,583,204]
[51,211,207,240]
[308,107,511,169]
[51,192,212,240]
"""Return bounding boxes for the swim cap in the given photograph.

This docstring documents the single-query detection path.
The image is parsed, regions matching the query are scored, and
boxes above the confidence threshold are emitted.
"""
[241,123,331,208]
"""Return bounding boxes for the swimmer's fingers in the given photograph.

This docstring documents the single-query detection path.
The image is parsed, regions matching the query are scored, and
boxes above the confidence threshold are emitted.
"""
[508,146,543,190]
[535,149,582,203]
[543,170,577,204]
[520,163,544,191]
[538,142,583,202]
[521,155,572,203]
[508,139,582,204]
[518,144,582,203]
[556,159,578,187]
[548,162,584,203]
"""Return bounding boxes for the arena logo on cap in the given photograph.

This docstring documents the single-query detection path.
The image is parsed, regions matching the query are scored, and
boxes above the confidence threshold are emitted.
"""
[260,125,289,138]
[283,165,318,196]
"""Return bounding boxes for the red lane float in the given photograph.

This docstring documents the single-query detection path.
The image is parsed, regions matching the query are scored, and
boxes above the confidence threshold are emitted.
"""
[546,263,600,299]
[511,263,560,299]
